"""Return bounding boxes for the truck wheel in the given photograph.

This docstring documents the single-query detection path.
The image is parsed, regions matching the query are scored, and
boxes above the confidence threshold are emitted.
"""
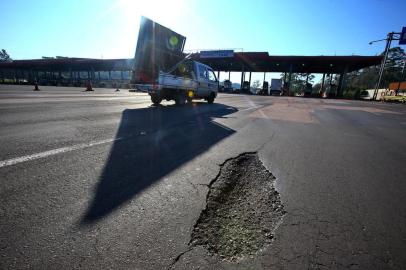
[151,94,162,105]
[207,92,215,104]
[175,94,186,106]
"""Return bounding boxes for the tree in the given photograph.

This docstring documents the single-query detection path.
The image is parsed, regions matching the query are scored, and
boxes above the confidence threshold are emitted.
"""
[280,73,315,94]
[345,46,405,92]
[382,46,406,86]
[0,49,12,62]
[313,83,321,93]
[251,80,261,89]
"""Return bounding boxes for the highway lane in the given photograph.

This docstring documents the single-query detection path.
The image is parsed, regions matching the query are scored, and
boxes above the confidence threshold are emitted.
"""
[1,85,405,269]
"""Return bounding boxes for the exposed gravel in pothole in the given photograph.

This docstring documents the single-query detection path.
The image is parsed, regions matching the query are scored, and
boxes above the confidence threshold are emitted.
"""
[190,152,285,261]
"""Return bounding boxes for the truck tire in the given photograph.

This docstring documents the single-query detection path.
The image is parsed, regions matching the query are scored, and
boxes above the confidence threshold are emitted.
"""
[151,94,162,105]
[207,92,215,104]
[174,94,186,106]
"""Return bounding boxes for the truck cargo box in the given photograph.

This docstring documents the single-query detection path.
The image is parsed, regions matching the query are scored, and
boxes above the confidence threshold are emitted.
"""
[132,17,186,84]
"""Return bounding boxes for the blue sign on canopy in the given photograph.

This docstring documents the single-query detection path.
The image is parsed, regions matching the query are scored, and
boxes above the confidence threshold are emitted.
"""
[200,50,234,58]
[400,27,406,45]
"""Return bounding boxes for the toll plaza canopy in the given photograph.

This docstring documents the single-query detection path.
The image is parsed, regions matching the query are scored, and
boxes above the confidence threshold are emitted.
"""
[0,53,382,75]
[0,52,382,93]
[192,52,382,74]
[0,58,134,71]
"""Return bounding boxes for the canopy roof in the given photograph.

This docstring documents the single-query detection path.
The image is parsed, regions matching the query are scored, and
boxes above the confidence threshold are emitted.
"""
[192,52,382,74]
[0,52,382,74]
[0,58,134,71]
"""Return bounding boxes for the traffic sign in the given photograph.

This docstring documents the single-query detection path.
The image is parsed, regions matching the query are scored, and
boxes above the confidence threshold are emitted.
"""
[200,50,234,58]
[400,27,406,45]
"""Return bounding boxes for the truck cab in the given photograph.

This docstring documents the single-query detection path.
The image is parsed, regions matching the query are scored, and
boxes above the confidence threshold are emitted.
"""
[196,62,218,98]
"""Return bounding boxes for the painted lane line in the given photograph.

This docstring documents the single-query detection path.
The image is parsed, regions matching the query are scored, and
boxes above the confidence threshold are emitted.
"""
[240,105,260,112]
[0,137,123,169]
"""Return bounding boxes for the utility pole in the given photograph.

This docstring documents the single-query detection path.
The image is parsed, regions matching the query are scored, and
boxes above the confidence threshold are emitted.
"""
[369,31,403,100]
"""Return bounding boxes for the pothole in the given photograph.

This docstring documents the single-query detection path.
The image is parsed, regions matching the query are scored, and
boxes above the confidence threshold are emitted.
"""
[190,152,285,261]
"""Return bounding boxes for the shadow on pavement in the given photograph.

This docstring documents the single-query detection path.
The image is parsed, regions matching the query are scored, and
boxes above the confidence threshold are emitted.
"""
[81,102,237,224]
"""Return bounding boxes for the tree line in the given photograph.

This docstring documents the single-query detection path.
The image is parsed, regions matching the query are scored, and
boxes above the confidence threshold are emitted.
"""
[279,46,405,98]
[0,49,12,62]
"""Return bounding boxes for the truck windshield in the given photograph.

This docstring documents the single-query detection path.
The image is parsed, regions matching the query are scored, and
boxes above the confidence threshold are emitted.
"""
[199,65,208,79]
[207,69,217,82]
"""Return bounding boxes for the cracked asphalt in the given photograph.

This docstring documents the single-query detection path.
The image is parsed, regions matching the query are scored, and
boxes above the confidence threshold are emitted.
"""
[1,85,406,269]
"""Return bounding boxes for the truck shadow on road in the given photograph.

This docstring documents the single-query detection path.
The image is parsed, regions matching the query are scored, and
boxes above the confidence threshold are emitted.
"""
[81,102,237,224]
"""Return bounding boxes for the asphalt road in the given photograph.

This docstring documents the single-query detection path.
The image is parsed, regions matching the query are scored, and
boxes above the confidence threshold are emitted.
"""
[1,85,405,270]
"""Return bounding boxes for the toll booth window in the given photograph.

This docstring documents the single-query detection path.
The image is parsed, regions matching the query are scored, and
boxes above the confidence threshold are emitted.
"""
[110,71,121,80]
[79,71,89,79]
[207,69,217,82]
[61,72,70,79]
[122,71,131,80]
[38,71,47,79]
[99,71,109,80]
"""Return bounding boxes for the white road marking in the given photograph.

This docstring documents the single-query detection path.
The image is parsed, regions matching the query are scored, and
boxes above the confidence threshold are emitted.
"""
[0,96,148,104]
[240,105,260,112]
[0,137,123,169]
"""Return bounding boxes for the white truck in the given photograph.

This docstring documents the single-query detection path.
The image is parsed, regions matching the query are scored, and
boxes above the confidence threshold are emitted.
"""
[136,58,218,105]
[270,79,283,96]
[132,17,218,105]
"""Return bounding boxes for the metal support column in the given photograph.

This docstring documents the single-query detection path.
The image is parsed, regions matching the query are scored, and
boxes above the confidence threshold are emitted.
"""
[240,65,244,89]
[263,72,266,83]
[228,71,231,80]
[337,72,346,98]
[287,65,293,95]
[337,73,344,98]
[329,74,334,97]
[337,66,348,98]
[217,70,220,81]
[320,73,326,97]
[248,72,252,87]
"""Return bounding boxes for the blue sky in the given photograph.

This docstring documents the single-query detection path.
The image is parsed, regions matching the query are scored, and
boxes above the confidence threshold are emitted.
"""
[1,0,405,83]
